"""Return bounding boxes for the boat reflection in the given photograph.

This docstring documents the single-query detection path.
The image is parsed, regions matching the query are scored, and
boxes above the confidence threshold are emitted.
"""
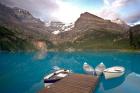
[101,74,125,90]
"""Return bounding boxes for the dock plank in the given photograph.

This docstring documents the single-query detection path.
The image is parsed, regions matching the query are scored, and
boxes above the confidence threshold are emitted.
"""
[39,74,98,93]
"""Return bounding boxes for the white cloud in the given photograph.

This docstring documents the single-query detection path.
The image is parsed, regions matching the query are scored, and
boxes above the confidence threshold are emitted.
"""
[98,9,120,20]
[98,0,140,24]
[0,0,93,23]
[0,0,59,21]
[1,0,140,24]
[51,1,96,23]
[112,0,128,9]
[98,0,123,20]
[51,1,82,23]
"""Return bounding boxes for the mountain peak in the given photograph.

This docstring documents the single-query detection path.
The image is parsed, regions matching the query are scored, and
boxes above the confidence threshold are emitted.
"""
[74,12,129,32]
[80,12,103,20]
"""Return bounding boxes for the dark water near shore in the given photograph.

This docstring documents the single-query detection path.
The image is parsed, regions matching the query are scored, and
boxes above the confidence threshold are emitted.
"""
[0,51,140,93]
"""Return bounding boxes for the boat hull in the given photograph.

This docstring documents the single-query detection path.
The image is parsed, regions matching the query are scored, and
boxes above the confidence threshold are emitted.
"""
[83,62,94,75]
[103,71,124,79]
[84,70,94,75]
[95,62,106,76]
[44,78,61,83]
[103,66,125,79]
[44,69,71,87]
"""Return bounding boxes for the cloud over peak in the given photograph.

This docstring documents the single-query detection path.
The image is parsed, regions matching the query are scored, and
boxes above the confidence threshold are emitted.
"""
[0,0,140,24]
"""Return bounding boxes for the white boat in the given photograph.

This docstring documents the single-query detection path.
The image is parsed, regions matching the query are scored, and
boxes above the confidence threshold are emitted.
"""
[95,62,106,76]
[103,66,125,79]
[44,69,71,87]
[83,62,95,75]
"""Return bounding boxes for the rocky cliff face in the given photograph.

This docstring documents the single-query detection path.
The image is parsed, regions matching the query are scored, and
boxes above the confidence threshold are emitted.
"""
[51,12,130,43]
[0,3,52,51]
[0,3,50,40]
[1,3,138,50]
[74,12,129,32]
[129,25,140,48]
[50,12,131,49]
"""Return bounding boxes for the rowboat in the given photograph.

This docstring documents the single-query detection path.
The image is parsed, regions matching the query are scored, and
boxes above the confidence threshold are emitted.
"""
[44,69,71,87]
[95,62,106,76]
[103,66,125,79]
[83,62,95,75]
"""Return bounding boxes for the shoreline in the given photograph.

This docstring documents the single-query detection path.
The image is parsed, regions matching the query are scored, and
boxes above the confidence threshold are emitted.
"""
[1,48,140,53]
[47,48,140,52]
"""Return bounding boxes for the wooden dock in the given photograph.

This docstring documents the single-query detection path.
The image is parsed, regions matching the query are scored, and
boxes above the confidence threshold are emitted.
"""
[39,74,98,93]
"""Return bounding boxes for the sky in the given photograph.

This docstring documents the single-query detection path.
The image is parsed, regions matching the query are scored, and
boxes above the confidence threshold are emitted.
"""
[0,0,140,25]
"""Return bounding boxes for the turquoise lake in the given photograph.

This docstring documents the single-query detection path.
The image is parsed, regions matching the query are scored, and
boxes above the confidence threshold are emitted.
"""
[0,51,140,93]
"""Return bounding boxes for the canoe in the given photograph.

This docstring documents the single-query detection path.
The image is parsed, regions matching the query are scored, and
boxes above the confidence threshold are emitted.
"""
[44,69,71,87]
[95,62,106,76]
[83,62,95,75]
[103,66,125,79]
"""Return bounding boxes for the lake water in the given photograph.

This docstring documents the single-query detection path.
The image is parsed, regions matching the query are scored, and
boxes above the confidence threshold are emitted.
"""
[0,51,140,93]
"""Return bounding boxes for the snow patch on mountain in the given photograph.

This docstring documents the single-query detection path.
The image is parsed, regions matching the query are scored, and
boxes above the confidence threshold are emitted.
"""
[45,21,74,35]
